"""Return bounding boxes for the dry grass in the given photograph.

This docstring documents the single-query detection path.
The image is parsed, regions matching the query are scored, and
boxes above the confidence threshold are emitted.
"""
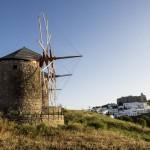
[0,129,149,150]
[0,110,149,150]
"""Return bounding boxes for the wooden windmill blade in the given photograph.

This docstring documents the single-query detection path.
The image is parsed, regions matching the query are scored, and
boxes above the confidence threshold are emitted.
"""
[56,55,83,59]
[38,16,46,54]
[47,57,56,106]
[38,16,47,68]
[55,74,72,78]
[38,13,56,107]
[38,13,83,107]
[47,55,83,62]
[50,88,62,91]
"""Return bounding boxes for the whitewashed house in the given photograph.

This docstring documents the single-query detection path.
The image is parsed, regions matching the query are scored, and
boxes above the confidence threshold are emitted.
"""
[91,103,118,116]
[116,93,150,117]
[91,93,150,118]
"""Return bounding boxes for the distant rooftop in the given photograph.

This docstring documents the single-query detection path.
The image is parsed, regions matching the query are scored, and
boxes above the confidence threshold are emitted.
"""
[0,47,41,61]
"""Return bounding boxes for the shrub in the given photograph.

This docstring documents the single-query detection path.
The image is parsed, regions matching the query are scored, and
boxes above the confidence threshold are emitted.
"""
[15,124,35,135]
[137,118,147,128]
[142,134,150,141]
[7,110,20,118]
[36,123,48,135]
[86,116,105,129]
[66,123,84,131]
[119,116,133,122]
[87,120,105,129]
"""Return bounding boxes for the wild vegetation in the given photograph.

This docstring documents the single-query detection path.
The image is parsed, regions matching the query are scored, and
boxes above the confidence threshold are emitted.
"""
[118,113,150,128]
[0,110,149,150]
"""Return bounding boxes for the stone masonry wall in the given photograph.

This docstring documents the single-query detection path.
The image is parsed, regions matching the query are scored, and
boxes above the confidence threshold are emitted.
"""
[42,77,49,108]
[0,60,42,114]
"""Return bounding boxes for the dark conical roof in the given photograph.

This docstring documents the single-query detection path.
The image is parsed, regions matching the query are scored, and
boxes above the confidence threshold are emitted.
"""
[0,47,41,61]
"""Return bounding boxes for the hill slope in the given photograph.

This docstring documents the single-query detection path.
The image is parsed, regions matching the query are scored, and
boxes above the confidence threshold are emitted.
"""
[0,110,149,150]
[118,113,150,127]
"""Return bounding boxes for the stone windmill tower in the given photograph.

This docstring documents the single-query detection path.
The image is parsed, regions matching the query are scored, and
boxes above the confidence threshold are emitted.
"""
[0,47,42,114]
[0,14,82,117]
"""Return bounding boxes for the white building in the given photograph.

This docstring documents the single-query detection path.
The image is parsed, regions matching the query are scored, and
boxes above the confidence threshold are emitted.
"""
[117,102,150,117]
[91,100,150,118]
[91,103,118,116]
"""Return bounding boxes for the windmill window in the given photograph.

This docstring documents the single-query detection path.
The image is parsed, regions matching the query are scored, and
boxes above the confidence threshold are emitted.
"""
[13,65,17,70]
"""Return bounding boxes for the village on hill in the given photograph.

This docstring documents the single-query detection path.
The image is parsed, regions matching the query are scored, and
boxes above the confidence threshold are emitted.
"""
[91,93,150,118]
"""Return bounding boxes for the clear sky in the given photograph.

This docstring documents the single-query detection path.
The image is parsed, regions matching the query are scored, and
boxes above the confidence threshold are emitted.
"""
[1,0,150,109]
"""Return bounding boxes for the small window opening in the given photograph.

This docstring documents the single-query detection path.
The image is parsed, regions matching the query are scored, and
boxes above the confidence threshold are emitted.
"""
[13,65,17,70]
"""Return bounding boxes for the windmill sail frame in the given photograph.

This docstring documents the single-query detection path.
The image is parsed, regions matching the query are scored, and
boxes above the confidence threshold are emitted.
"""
[38,13,82,107]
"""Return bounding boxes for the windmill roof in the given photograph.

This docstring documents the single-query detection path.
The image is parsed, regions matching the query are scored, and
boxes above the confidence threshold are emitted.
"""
[0,47,41,61]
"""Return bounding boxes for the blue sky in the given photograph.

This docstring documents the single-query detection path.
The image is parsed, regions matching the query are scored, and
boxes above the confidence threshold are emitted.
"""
[1,0,150,109]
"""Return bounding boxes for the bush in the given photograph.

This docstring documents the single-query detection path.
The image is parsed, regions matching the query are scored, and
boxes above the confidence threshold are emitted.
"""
[7,110,20,118]
[64,110,87,125]
[142,134,150,141]
[36,123,48,135]
[87,120,105,129]
[66,123,84,131]
[85,116,106,129]
[119,116,133,122]
[64,110,108,130]
[138,118,147,128]
[15,124,35,135]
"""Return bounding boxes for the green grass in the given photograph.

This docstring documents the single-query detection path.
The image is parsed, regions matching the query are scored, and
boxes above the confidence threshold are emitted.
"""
[118,113,150,127]
[0,110,149,149]
[64,110,150,141]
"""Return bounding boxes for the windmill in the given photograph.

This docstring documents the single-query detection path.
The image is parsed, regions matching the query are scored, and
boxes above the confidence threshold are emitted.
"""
[38,14,82,107]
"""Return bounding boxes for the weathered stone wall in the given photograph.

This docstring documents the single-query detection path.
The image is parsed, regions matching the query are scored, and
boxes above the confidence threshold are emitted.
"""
[0,60,42,114]
[42,77,49,108]
[42,106,62,115]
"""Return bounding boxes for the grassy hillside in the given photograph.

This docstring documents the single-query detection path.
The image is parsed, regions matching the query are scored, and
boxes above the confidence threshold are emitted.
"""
[118,113,150,127]
[0,110,149,149]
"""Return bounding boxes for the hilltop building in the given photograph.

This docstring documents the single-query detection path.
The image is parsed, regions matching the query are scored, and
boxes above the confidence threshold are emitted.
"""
[91,93,150,117]
[117,93,147,105]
